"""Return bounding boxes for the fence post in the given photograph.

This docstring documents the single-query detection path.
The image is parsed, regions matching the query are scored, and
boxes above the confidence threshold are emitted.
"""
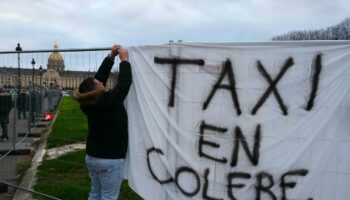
[13,43,22,150]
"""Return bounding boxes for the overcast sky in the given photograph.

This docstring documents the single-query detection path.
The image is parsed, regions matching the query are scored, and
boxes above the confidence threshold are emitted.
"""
[0,0,349,51]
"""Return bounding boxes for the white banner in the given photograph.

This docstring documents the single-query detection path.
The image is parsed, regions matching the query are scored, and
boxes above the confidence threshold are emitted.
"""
[125,41,350,200]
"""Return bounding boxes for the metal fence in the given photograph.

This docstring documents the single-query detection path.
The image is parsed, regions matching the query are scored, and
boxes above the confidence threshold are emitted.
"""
[0,44,116,199]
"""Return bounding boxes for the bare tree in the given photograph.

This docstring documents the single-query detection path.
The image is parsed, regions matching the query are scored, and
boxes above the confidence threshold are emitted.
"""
[272,17,350,40]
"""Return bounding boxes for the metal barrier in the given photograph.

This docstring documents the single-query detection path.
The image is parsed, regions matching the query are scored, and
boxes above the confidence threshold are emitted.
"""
[0,44,117,199]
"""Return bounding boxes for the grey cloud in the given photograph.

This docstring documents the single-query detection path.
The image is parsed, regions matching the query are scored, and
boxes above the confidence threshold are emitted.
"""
[0,0,349,50]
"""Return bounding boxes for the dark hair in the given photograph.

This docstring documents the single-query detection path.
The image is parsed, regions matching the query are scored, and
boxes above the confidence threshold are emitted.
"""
[79,77,95,93]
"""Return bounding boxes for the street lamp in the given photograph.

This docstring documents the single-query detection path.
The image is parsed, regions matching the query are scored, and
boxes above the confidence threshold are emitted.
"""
[39,65,43,89]
[30,58,36,126]
[39,65,43,99]
[39,65,43,115]
[15,43,22,92]
[31,58,35,88]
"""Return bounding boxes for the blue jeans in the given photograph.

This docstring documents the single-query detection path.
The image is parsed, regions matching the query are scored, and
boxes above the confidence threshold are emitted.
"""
[85,155,125,200]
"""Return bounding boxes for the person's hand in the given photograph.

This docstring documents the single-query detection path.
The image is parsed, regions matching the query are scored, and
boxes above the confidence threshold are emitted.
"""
[110,44,121,58]
[118,47,128,62]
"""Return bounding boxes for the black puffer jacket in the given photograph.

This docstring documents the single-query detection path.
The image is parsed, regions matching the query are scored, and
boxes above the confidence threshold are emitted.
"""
[74,57,132,159]
[0,92,12,123]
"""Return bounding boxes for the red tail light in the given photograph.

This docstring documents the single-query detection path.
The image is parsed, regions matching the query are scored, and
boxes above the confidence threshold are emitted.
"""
[44,113,54,121]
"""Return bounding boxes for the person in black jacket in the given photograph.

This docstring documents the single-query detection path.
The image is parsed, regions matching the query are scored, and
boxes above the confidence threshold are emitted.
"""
[17,90,28,120]
[73,45,132,200]
[0,87,12,142]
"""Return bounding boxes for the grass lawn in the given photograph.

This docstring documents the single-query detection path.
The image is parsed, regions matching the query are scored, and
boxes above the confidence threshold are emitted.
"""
[16,157,32,182]
[34,96,143,200]
[46,96,87,148]
[34,150,141,200]
[34,150,90,200]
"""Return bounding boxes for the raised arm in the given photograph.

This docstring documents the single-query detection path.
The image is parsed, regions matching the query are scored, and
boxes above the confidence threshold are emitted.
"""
[112,47,132,101]
[94,45,120,86]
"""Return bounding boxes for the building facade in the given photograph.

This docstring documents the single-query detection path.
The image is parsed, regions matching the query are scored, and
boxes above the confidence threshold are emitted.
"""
[0,43,117,90]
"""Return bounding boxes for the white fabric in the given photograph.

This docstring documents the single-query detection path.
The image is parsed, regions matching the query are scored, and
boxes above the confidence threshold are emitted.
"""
[125,41,350,200]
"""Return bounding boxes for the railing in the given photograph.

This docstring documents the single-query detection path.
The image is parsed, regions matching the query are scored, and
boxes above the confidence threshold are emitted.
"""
[0,181,60,200]
[0,44,117,200]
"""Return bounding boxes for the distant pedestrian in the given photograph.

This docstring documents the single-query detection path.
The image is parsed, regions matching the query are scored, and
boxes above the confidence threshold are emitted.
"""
[0,87,12,142]
[28,90,36,125]
[17,90,28,119]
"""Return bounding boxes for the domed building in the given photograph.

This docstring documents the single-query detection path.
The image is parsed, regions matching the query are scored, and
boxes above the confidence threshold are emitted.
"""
[42,43,64,89]
[43,43,117,90]
[0,43,117,90]
[47,43,65,71]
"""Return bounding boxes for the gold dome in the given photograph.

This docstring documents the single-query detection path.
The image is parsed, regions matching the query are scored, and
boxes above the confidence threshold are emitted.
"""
[47,42,65,71]
[48,43,63,62]
[48,52,64,62]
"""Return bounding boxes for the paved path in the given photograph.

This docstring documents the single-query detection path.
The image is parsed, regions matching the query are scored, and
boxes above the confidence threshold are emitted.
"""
[0,97,50,199]
[46,143,85,160]
[0,110,32,200]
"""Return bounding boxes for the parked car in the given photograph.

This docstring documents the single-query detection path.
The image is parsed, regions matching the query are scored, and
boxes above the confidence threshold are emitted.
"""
[61,91,70,96]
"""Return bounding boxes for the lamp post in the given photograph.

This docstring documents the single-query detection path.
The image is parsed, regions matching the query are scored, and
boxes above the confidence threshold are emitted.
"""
[15,43,22,92]
[43,81,47,97]
[31,58,35,90]
[39,65,43,90]
[30,58,35,126]
[38,65,43,115]
[12,43,22,150]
